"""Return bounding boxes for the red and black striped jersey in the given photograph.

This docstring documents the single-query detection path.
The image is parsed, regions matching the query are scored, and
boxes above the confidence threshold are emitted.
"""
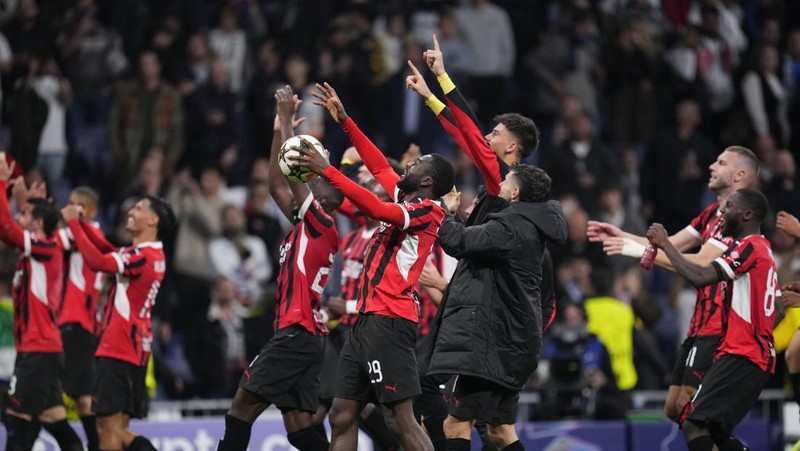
[357,197,445,323]
[713,234,778,373]
[97,242,165,366]
[338,225,377,327]
[57,224,104,335]
[11,231,63,353]
[275,195,338,335]
[685,202,735,337]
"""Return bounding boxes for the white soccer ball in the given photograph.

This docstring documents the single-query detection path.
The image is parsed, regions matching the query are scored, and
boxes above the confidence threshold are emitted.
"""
[279,135,328,184]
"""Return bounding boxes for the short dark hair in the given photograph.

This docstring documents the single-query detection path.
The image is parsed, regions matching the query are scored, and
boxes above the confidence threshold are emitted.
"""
[27,198,59,237]
[735,188,768,223]
[71,186,99,207]
[425,154,455,198]
[494,113,540,158]
[511,165,551,202]
[144,195,176,239]
[311,177,344,210]
[725,146,760,183]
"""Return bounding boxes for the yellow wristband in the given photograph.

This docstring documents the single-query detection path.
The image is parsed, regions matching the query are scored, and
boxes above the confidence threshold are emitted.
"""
[425,95,446,116]
[437,73,456,94]
[340,159,355,165]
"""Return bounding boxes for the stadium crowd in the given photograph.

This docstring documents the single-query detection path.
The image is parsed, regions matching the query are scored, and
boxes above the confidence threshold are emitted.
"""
[0,0,799,424]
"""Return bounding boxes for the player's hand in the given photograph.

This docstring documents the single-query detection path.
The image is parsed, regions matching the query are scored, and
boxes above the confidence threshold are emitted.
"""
[61,204,84,222]
[311,82,348,124]
[602,237,626,256]
[419,261,447,292]
[783,291,800,308]
[646,223,669,249]
[405,60,433,98]
[586,220,623,242]
[288,138,330,175]
[777,211,800,239]
[423,34,446,76]
[0,152,15,182]
[782,282,800,293]
[442,186,461,214]
[273,89,306,132]
[327,296,346,319]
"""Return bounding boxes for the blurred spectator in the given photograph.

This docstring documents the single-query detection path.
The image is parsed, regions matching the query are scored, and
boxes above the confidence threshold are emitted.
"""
[57,4,126,151]
[167,165,226,330]
[754,134,778,186]
[284,54,324,139]
[435,11,471,87]
[584,268,635,419]
[605,19,659,146]
[543,112,617,215]
[209,5,247,94]
[31,54,70,186]
[688,0,749,57]
[4,0,53,87]
[8,56,47,173]
[174,32,213,97]
[246,39,283,155]
[109,50,184,183]
[209,205,271,305]
[373,12,408,83]
[184,58,241,175]
[741,44,791,147]
[525,8,601,121]
[641,99,715,230]
[149,15,184,82]
[454,0,516,123]
[763,149,800,221]
[185,277,248,397]
[596,186,646,275]
[243,179,283,282]
[696,5,738,137]
[0,32,14,120]
[784,29,800,156]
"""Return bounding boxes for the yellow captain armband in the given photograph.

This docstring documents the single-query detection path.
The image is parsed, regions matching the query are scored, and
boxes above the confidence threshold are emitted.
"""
[425,95,446,116]
[437,73,456,94]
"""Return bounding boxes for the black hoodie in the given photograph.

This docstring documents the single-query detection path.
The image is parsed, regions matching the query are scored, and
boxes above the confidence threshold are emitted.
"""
[423,199,567,389]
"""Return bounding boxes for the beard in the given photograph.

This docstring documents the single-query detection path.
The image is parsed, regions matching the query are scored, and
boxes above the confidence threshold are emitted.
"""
[396,174,421,194]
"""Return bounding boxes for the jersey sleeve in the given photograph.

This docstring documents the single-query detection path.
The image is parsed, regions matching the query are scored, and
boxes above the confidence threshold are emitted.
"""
[402,199,445,235]
[297,194,337,236]
[114,250,149,278]
[341,117,400,196]
[57,227,73,251]
[67,219,125,273]
[337,198,366,227]
[27,233,59,260]
[321,166,408,228]
[684,203,716,241]
[714,240,757,280]
[0,180,25,249]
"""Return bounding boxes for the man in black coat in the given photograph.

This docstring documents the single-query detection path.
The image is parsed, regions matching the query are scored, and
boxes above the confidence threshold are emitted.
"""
[429,165,567,451]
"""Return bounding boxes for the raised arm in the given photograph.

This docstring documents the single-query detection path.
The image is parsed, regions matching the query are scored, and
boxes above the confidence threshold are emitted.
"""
[268,86,306,222]
[422,35,504,193]
[646,224,721,287]
[438,215,516,258]
[62,207,123,274]
[311,82,400,197]
[291,145,409,228]
[0,158,26,249]
[277,87,313,208]
[80,222,116,253]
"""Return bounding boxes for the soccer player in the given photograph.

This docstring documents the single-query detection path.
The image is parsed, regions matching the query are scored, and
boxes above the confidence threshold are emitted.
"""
[294,81,454,451]
[56,186,103,451]
[316,179,399,451]
[216,86,342,451]
[646,188,777,451]
[587,146,759,423]
[773,211,800,421]
[406,34,553,449]
[61,192,174,451]
[0,159,83,451]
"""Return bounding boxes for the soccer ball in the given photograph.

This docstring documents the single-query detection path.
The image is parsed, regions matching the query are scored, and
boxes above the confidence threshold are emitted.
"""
[279,135,327,183]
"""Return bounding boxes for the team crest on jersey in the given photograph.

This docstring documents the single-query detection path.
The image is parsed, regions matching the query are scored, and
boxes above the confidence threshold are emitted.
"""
[730,250,739,260]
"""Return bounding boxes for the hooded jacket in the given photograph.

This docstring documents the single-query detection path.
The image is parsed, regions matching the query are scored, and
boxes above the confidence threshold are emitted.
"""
[423,199,567,389]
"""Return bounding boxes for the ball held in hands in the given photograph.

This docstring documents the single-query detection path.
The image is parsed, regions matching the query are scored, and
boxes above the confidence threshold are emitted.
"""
[279,135,328,183]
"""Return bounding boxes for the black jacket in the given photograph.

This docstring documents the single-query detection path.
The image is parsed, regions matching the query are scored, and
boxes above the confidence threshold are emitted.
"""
[423,200,567,389]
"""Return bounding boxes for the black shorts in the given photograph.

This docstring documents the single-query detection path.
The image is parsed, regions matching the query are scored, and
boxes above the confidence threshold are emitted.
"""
[685,354,770,441]
[94,357,148,418]
[443,375,519,425]
[670,335,719,388]
[334,314,420,405]
[239,325,324,413]
[319,325,350,407]
[60,324,98,397]
[7,352,64,415]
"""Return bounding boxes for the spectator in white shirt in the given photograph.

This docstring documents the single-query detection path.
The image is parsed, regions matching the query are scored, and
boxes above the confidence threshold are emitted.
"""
[209,6,247,94]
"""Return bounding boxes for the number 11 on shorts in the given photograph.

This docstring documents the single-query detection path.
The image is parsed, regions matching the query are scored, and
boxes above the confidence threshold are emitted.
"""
[368,360,383,383]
